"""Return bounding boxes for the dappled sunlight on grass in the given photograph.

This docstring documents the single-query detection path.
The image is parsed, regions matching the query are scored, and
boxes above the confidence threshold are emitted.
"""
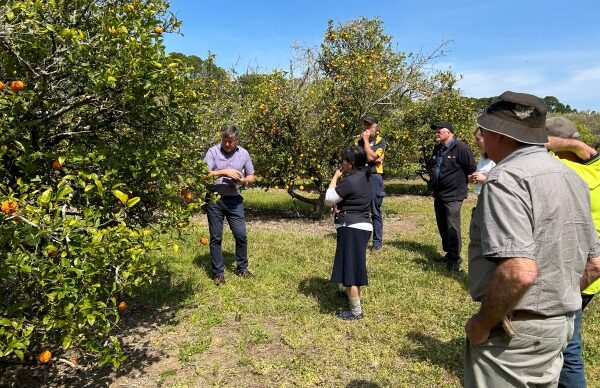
[128,190,600,387]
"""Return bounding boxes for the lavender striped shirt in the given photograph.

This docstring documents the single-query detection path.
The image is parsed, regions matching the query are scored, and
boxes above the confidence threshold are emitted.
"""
[204,144,255,197]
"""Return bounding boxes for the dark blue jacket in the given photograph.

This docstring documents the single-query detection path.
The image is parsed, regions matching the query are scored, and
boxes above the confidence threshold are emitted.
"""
[429,138,476,201]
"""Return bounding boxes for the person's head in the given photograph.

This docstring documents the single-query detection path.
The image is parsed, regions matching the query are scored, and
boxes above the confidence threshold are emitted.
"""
[431,121,455,145]
[476,91,547,163]
[546,117,581,161]
[362,115,379,139]
[340,145,367,173]
[220,125,239,153]
[546,117,579,139]
[473,127,487,156]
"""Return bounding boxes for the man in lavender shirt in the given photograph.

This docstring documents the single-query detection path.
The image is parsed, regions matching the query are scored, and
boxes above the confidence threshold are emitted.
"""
[204,125,256,285]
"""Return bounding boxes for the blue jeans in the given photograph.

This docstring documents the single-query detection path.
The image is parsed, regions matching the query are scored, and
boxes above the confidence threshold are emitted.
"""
[370,174,385,249]
[559,294,594,388]
[206,195,248,276]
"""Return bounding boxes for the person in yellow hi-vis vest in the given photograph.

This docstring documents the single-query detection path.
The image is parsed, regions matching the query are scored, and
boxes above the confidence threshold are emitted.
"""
[546,116,600,388]
[356,116,386,252]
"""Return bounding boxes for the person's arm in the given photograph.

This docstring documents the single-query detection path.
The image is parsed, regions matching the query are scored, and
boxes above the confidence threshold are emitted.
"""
[458,143,477,176]
[361,131,379,162]
[581,256,600,291]
[546,136,597,160]
[208,168,243,180]
[240,174,255,187]
[324,169,344,206]
[465,257,538,345]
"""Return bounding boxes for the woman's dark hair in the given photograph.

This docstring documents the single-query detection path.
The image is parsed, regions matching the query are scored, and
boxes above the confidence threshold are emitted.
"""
[341,146,370,178]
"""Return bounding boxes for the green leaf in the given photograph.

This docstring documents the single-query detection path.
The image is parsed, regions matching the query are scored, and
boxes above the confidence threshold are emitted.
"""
[112,190,128,205]
[94,178,103,191]
[13,349,24,360]
[56,185,73,201]
[126,197,140,208]
[0,318,12,326]
[38,188,53,206]
[62,335,72,350]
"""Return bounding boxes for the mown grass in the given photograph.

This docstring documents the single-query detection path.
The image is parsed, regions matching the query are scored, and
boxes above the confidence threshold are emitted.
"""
[145,186,600,387]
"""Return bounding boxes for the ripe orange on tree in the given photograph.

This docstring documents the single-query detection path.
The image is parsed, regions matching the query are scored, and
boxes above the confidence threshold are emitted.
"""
[39,350,52,363]
[1,200,19,215]
[153,26,163,35]
[118,301,127,312]
[10,80,25,91]
[0,81,4,91]
[52,160,62,170]
[180,188,193,202]
[199,236,209,245]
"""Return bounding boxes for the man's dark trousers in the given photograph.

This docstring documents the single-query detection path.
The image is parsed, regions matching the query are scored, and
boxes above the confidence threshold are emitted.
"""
[206,195,248,276]
[434,197,463,266]
[370,174,385,249]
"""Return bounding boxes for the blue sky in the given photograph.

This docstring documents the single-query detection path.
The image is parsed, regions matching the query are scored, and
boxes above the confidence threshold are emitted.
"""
[163,0,600,111]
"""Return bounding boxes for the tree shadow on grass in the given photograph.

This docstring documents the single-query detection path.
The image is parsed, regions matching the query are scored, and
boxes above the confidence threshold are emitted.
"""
[390,239,468,290]
[405,331,465,384]
[297,276,346,314]
[0,263,197,387]
[385,181,430,196]
[193,250,239,278]
[346,380,382,387]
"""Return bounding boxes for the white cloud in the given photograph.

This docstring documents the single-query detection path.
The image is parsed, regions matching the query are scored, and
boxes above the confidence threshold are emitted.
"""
[444,52,600,111]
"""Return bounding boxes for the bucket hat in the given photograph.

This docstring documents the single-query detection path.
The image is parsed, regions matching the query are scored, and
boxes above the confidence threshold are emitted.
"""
[476,91,548,145]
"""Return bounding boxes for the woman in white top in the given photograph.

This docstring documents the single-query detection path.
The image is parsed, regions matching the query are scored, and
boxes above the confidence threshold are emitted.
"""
[468,127,495,195]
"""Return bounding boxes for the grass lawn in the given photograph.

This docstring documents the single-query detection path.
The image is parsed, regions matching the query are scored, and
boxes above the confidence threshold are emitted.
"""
[109,186,598,388]
[9,185,596,387]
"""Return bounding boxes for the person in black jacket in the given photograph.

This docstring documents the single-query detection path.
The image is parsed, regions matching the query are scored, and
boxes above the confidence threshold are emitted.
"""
[325,146,373,320]
[429,121,476,272]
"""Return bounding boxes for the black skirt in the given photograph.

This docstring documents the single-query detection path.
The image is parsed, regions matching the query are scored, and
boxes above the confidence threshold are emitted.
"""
[330,226,371,287]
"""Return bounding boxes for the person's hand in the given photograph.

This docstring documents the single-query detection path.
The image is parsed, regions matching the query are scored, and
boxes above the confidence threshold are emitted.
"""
[331,204,339,214]
[469,172,487,184]
[573,142,598,160]
[362,129,371,142]
[333,168,343,180]
[223,168,243,180]
[465,313,491,345]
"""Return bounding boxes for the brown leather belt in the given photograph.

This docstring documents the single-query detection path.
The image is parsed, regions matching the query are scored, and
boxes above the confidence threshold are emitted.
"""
[510,310,551,319]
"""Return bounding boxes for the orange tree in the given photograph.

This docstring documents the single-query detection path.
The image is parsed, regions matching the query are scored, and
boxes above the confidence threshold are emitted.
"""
[0,0,208,366]
[239,18,474,214]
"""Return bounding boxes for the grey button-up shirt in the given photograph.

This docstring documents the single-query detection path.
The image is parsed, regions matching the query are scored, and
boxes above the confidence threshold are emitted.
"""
[468,145,600,315]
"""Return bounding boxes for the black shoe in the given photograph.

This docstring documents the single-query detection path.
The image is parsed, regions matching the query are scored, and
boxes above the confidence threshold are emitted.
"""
[214,274,225,286]
[435,255,448,263]
[336,310,364,321]
[446,261,461,272]
[237,269,255,279]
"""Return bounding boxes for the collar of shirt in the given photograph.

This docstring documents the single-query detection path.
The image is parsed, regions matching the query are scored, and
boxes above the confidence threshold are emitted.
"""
[220,145,239,158]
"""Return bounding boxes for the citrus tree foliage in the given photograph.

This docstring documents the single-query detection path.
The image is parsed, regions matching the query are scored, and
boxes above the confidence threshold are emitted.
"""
[239,18,474,213]
[0,0,208,366]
